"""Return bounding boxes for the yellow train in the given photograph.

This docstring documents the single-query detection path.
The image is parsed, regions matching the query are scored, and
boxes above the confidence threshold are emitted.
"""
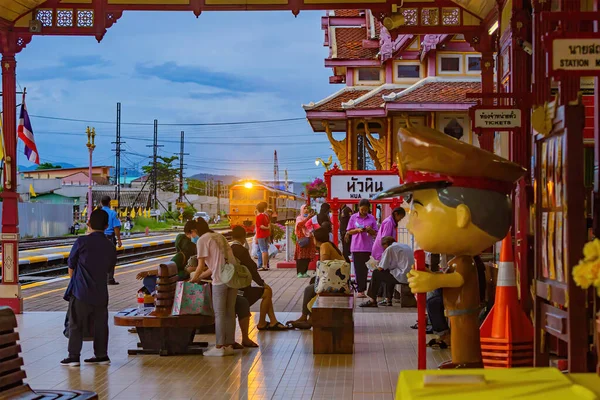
[229,181,305,233]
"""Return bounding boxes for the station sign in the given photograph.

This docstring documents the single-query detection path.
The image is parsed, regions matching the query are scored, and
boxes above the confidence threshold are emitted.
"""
[329,174,399,200]
[548,35,600,77]
[474,109,522,129]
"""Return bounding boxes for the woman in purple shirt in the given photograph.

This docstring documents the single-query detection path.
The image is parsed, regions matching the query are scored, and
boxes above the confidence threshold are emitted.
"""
[344,199,378,297]
[371,207,406,261]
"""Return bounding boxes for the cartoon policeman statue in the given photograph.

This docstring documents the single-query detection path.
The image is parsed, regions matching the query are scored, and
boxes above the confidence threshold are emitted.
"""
[375,124,526,368]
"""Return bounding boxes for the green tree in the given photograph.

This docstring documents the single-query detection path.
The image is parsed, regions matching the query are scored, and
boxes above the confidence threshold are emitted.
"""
[182,205,196,221]
[36,162,61,170]
[142,156,179,193]
[185,178,206,195]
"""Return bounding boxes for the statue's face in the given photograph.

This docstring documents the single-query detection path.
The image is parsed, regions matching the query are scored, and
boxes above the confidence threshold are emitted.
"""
[407,188,498,256]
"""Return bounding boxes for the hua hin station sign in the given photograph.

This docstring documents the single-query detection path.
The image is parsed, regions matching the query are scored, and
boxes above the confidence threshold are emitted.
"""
[323,165,402,203]
[330,174,399,200]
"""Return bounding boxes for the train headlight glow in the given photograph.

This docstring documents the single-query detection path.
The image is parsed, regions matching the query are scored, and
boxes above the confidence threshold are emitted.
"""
[244,182,253,189]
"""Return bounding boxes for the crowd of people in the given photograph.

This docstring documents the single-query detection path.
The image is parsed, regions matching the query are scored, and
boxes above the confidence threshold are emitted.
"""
[60,195,428,365]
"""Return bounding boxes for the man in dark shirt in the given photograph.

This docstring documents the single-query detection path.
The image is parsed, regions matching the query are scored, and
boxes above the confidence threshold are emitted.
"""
[230,226,287,331]
[61,209,117,367]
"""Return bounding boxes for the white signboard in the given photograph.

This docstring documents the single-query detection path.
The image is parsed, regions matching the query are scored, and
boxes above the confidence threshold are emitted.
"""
[552,39,600,72]
[474,109,521,129]
[330,174,399,200]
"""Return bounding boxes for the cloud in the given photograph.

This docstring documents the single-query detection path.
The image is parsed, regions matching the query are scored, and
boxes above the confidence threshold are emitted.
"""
[61,55,111,68]
[188,90,238,100]
[18,54,112,81]
[134,62,263,92]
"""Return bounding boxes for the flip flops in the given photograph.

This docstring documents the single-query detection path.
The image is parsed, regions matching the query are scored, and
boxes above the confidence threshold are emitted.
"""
[285,320,312,330]
[426,339,449,349]
[267,322,289,331]
[257,322,289,331]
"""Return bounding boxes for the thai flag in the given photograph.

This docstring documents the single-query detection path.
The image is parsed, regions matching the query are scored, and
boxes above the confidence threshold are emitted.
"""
[17,97,39,165]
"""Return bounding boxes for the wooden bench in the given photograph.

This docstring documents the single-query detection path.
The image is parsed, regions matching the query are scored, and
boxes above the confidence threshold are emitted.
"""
[311,295,354,354]
[0,307,98,399]
[114,262,214,356]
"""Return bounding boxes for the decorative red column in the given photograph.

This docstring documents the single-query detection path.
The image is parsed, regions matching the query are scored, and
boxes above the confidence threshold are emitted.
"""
[0,45,22,313]
[479,49,495,152]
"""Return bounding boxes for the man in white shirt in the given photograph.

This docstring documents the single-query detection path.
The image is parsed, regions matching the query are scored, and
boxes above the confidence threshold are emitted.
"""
[359,236,414,308]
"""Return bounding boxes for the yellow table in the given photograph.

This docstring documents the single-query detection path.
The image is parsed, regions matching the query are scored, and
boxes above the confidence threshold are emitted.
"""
[396,368,600,400]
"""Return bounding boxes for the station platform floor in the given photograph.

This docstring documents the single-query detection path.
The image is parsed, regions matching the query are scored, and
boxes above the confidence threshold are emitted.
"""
[17,252,450,399]
[6,233,177,266]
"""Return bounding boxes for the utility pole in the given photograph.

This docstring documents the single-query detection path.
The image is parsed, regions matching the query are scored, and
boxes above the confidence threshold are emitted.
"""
[146,119,162,211]
[112,102,124,205]
[178,131,188,203]
[216,180,222,216]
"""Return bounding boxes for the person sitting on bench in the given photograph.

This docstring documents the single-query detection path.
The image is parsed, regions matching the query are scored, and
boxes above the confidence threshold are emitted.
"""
[285,227,345,329]
[135,234,195,293]
[230,226,288,331]
[359,236,414,308]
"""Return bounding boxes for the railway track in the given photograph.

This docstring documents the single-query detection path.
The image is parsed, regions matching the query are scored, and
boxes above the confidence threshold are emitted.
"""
[18,228,184,251]
[16,229,239,284]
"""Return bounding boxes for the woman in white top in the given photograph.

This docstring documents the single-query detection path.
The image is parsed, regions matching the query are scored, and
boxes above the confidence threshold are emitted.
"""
[184,219,237,357]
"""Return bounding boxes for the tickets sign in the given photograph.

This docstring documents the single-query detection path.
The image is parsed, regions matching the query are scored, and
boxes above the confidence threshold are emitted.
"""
[550,37,600,76]
[474,109,522,129]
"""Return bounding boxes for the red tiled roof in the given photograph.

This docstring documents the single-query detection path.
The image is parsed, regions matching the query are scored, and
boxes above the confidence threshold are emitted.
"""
[334,9,362,17]
[335,28,378,59]
[308,88,373,112]
[386,80,481,104]
[353,88,399,109]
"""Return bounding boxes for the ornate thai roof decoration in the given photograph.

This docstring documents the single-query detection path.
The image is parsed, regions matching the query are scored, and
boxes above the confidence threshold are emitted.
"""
[420,34,450,61]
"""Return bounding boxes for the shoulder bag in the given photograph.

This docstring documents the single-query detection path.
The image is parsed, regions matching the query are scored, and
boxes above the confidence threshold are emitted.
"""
[296,224,311,248]
[217,234,252,289]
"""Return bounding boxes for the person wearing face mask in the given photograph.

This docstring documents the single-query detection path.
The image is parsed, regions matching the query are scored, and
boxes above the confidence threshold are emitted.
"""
[345,199,378,297]
[135,233,195,293]
[295,205,316,278]
[184,218,237,357]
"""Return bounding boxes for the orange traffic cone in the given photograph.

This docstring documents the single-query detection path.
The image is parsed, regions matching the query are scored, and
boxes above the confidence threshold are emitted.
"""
[480,232,534,368]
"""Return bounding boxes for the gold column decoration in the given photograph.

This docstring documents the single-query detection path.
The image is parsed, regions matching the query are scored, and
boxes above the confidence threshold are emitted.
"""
[347,120,354,170]
[385,117,394,170]
[322,121,347,170]
[362,119,386,170]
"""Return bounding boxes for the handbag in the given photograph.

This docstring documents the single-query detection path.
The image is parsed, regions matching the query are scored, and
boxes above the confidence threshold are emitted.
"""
[217,234,253,289]
[298,237,310,248]
[268,243,278,258]
[172,281,214,316]
[315,259,351,294]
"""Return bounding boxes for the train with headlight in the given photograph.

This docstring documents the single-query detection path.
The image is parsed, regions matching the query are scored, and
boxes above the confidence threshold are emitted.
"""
[229,181,305,233]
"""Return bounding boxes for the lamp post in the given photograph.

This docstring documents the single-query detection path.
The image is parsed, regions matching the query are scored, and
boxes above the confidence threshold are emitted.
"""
[86,126,96,217]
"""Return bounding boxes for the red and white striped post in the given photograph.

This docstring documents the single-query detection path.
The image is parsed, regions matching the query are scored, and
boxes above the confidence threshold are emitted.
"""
[414,249,426,370]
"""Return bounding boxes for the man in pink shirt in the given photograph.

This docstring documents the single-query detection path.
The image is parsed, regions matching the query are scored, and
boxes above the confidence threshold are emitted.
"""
[371,207,406,261]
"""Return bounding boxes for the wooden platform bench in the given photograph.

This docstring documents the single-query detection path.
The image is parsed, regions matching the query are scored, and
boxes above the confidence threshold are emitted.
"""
[311,295,354,354]
[114,262,214,356]
[0,307,98,399]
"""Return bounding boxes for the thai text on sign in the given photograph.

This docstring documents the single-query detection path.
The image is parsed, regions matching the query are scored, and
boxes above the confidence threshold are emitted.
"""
[552,39,600,72]
[474,109,522,128]
[330,174,399,200]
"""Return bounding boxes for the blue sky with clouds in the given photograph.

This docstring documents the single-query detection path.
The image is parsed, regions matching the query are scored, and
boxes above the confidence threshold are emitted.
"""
[13,11,337,182]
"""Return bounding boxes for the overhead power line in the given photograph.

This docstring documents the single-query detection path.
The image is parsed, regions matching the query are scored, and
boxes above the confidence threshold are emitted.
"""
[30,114,306,127]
